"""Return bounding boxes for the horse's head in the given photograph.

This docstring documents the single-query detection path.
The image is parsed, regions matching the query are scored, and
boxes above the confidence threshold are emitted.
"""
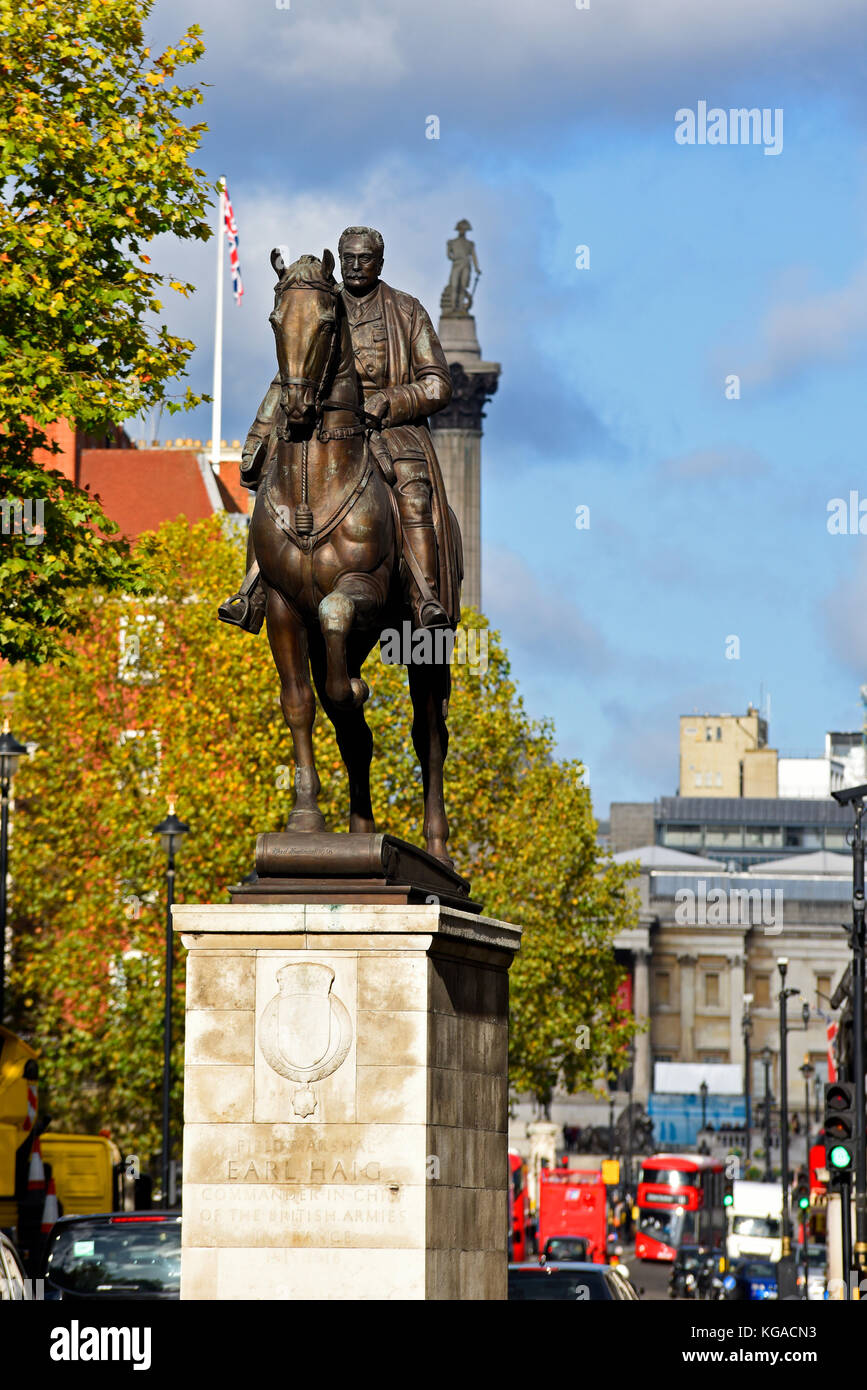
[269,249,341,426]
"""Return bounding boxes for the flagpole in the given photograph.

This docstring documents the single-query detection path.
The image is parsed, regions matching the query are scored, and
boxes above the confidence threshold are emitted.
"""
[210,178,225,474]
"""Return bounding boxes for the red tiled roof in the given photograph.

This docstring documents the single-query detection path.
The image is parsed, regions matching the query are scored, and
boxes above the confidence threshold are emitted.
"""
[214,461,251,515]
[80,450,237,540]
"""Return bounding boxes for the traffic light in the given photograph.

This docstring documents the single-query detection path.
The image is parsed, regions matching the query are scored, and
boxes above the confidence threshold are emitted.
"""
[824,1081,856,1176]
[723,1176,734,1209]
[795,1180,810,1212]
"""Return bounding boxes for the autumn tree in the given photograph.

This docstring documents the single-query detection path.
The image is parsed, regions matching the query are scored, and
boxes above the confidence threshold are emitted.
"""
[0,0,212,664]
[4,516,638,1163]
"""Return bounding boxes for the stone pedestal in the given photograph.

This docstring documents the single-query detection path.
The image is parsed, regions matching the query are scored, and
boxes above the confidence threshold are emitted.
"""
[174,901,521,1300]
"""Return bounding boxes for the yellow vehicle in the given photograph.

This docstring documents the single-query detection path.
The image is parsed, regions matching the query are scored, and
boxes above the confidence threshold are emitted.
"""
[0,1025,120,1270]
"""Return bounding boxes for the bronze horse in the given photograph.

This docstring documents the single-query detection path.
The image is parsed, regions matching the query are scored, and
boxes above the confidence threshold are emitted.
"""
[250,250,458,864]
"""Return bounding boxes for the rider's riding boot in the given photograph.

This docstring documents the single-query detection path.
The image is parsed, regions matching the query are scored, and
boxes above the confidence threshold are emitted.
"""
[218,565,267,634]
[402,520,450,629]
[394,472,451,629]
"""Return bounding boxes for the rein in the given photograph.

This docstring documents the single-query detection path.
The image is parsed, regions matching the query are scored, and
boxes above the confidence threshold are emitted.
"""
[272,276,364,532]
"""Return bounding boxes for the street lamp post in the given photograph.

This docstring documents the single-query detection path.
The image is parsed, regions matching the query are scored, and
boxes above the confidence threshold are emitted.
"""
[831,781,867,1290]
[624,1040,635,1196]
[607,1068,616,1161]
[0,721,27,1025]
[743,994,753,1161]
[761,1047,774,1183]
[777,957,801,1299]
[153,804,189,1210]
[800,1057,815,1163]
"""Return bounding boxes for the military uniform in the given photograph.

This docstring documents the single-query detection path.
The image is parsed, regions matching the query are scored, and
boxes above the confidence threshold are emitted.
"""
[226,278,461,632]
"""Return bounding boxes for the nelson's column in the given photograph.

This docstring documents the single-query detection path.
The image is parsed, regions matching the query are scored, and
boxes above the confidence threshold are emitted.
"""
[431,220,500,612]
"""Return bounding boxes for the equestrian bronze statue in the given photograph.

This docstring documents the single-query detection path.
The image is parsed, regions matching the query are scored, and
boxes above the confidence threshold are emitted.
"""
[219,229,463,866]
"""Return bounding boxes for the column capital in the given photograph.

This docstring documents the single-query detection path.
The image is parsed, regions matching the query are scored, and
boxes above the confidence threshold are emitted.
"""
[431,362,500,431]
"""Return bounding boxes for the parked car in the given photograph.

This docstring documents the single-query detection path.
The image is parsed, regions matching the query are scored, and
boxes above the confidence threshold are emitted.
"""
[540,1236,590,1264]
[723,1257,778,1301]
[508,1260,640,1301]
[0,1231,33,1300]
[41,1212,181,1300]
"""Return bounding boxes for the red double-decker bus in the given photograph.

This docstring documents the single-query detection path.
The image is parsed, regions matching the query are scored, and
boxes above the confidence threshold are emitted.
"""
[635,1153,725,1261]
[508,1150,530,1261]
[538,1167,608,1263]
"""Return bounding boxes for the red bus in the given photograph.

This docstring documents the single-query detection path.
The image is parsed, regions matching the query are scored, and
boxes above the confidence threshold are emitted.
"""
[508,1150,530,1261]
[538,1168,607,1263]
[635,1153,725,1261]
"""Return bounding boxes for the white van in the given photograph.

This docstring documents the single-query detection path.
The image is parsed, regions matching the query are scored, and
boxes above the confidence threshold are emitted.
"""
[727,1181,783,1264]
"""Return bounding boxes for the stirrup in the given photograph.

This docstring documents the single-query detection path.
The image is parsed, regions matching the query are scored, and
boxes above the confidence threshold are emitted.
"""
[414,597,451,631]
[218,592,265,634]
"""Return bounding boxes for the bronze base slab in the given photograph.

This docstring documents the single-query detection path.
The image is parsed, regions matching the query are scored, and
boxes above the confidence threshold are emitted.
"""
[229,831,481,914]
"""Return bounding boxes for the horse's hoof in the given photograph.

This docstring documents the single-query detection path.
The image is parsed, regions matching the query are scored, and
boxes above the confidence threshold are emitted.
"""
[427,842,454,869]
[286,808,326,833]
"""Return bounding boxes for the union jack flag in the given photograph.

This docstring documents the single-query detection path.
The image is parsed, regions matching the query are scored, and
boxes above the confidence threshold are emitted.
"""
[223,181,243,305]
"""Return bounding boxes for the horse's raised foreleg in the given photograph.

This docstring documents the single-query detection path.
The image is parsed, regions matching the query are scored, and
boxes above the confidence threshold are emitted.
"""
[310,630,377,835]
[408,659,452,865]
[318,576,378,710]
[266,586,325,832]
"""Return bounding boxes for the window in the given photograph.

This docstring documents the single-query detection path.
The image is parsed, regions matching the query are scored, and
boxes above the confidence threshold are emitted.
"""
[706,727,713,741]
[704,973,720,1007]
[705,826,744,847]
[664,825,703,847]
[704,771,713,786]
[716,727,722,741]
[694,774,703,788]
[752,973,771,1007]
[654,971,671,1006]
[816,974,832,1007]
[715,772,723,787]
[825,830,849,850]
[744,826,783,847]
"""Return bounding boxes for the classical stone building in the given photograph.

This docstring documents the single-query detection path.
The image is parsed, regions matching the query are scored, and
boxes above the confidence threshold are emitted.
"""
[611,844,850,1111]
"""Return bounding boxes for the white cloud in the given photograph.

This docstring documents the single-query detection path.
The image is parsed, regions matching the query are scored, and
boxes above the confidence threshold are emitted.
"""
[163,0,867,116]
[483,544,613,672]
[821,547,867,675]
[735,263,867,387]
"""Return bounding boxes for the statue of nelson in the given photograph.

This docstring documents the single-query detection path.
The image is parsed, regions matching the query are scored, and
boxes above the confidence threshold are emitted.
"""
[219,226,461,634]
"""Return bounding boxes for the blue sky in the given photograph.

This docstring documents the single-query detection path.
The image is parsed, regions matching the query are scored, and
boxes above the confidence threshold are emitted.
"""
[142,0,867,816]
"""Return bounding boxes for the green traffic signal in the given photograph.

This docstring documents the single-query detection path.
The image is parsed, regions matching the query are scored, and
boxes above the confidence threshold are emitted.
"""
[723,1193,734,1206]
[829,1144,853,1170]
[798,1194,810,1210]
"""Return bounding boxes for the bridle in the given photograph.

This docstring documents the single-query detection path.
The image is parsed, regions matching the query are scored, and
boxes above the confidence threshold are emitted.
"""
[270,273,369,536]
[271,276,344,418]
